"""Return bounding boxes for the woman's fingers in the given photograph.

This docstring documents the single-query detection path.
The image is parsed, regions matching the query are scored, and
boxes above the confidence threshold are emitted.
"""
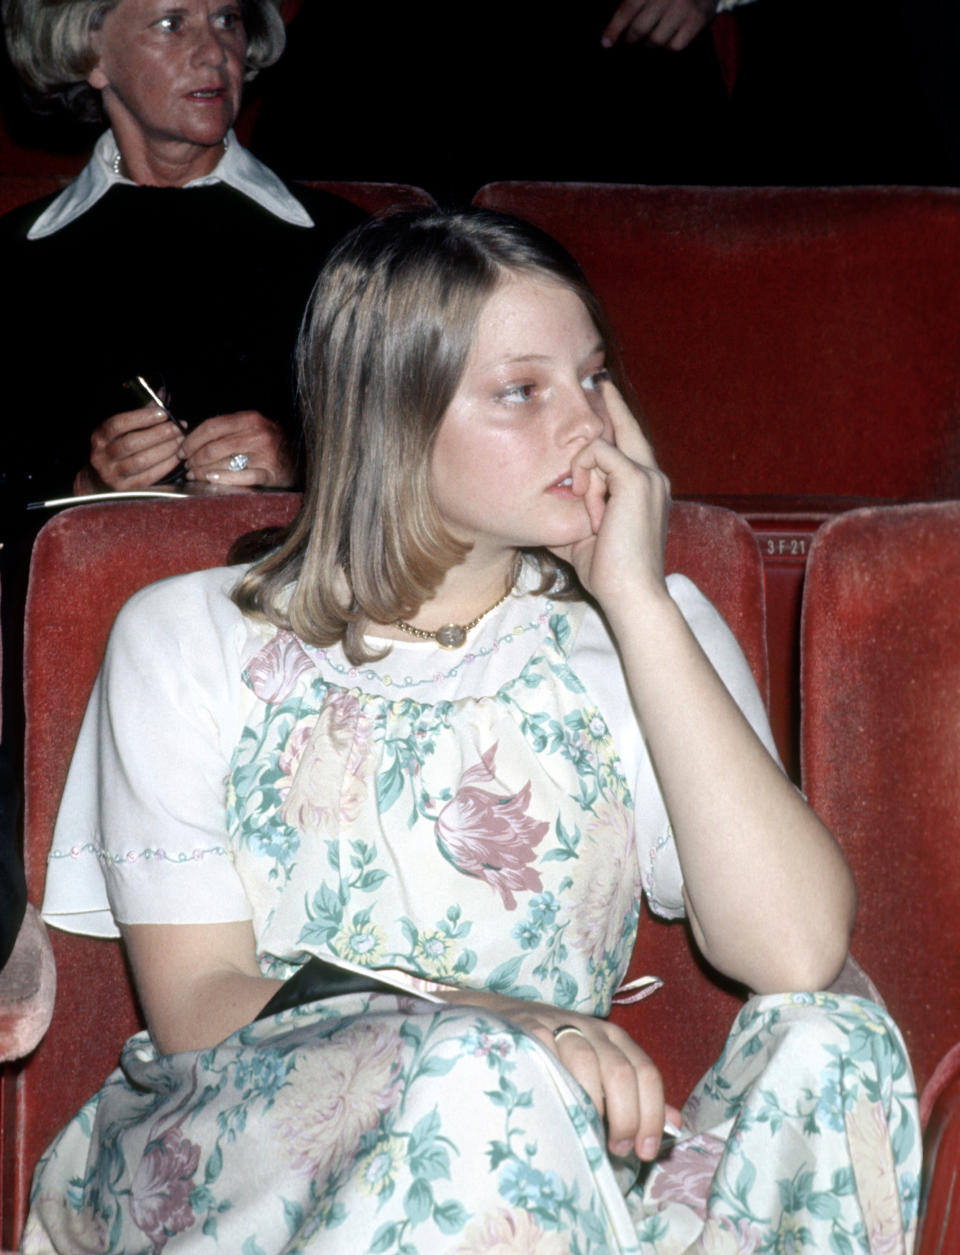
[439,992,670,1161]
[181,411,296,487]
[88,406,183,490]
[601,381,660,472]
[552,1028,607,1122]
[548,1021,667,1159]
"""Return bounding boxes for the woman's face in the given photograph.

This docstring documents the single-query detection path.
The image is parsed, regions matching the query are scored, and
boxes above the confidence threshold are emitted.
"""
[88,0,246,178]
[431,273,613,570]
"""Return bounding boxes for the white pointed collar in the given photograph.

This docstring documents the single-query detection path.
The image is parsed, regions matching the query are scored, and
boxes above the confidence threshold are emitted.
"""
[27,129,314,240]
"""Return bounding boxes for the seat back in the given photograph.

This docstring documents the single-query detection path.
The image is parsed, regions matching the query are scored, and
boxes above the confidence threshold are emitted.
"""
[299,180,435,216]
[0,174,76,217]
[473,182,960,501]
[3,495,766,1241]
[3,494,300,1246]
[800,503,960,1102]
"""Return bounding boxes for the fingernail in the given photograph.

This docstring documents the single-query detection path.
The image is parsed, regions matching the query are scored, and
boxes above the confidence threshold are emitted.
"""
[610,1139,632,1157]
[640,1137,659,1160]
[207,472,220,482]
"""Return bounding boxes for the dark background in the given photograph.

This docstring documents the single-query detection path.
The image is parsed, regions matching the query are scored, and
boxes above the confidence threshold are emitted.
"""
[1,0,957,199]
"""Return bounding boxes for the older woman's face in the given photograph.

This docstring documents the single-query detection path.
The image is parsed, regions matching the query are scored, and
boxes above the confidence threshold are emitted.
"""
[88,1,246,166]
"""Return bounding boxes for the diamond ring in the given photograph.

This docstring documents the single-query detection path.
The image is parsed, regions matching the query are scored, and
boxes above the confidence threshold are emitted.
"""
[228,453,250,471]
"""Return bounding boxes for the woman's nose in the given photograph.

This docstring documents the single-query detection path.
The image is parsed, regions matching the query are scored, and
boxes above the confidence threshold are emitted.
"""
[563,390,605,443]
[193,24,229,66]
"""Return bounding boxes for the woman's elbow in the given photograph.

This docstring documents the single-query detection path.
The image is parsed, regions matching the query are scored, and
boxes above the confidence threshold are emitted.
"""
[755,880,857,995]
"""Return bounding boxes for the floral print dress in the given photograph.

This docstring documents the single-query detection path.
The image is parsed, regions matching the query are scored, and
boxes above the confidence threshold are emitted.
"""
[27,569,920,1254]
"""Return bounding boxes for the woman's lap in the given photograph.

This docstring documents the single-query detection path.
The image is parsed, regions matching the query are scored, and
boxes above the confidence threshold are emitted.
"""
[22,991,920,1254]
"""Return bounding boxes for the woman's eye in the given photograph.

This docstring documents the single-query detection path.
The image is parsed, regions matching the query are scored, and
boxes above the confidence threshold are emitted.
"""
[583,367,610,392]
[156,15,182,32]
[501,384,535,405]
[216,9,244,30]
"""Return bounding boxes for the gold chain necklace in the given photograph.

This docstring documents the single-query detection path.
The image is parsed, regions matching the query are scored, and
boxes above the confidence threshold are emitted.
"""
[394,587,512,649]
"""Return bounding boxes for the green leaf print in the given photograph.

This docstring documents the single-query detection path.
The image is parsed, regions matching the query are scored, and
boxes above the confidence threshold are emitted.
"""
[553,971,578,1008]
[549,612,571,652]
[486,956,540,1000]
[829,1232,855,1255]
[432,1199,469,1234]
[204,1143,223,1184]
[369,1220,403,1253]
[376,757,405,813]
[403,1178,433,1223]
[282,1195,305,1235]
[548,661,587,694]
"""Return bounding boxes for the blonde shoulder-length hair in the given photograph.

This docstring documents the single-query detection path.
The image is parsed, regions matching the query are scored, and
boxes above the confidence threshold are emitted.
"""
[232,207,626,665]
[2,0,285,121]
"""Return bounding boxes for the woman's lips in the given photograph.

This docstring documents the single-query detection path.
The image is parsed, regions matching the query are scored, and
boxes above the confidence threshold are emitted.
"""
[546,474,576,496]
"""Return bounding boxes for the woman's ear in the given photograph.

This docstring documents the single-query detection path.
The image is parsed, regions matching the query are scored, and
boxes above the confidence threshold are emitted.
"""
[86,27,108,91]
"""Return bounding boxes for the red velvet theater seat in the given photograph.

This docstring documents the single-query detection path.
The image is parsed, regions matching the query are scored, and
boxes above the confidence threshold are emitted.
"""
[472,182,960,504]
[473,182,960,775]
[0,174,72,217]
[801,502,960,1251]
[300,180,435,215]
[1,493,301,1248]
[2,495,764,1245]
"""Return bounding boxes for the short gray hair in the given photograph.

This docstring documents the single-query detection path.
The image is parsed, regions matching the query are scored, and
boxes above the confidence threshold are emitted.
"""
[2,0,286,122]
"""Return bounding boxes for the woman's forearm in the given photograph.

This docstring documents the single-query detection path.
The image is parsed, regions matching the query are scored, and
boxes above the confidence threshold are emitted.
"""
[122,921,282,1055]
[605,587,855,993]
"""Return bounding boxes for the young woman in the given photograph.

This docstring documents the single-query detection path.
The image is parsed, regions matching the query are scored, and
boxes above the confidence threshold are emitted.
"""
[28,209,920,1254]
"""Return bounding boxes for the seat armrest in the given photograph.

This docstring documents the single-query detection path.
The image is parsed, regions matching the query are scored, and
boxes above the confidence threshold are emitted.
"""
[918,1050,960,1253]
[0,904,56,1062]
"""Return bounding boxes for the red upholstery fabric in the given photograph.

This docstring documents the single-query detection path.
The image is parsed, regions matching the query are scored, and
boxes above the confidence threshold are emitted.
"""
[800,503,960,1101]
[0,173,433,219]
[299,181,435,215]
[916,1059,960,1253]
[710,12,742,97]
[798,503,960,1255]
[472,183,960,501]
[3,493,300,1247]
[2,495,765,1243]
[0,174,73,217]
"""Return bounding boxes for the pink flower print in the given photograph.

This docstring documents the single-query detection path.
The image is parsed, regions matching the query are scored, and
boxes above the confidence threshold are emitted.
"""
[570,797,639,963]
[129,1125,201,1253]
[647,1132,726,1220]
[435,743,548,910]
[846,1094,908,1255]
[696,1215,764,1254]
[452,1207,569,1254]
[280,690,377,836]
[269,1021,404,1185]
[246,630,315,703]
[277,716,318,795]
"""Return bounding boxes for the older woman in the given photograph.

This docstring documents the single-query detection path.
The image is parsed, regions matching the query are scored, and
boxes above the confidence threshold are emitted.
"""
[1,0,364,509]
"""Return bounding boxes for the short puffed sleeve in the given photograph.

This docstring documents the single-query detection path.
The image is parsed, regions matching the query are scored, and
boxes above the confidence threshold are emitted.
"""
[42,567,260,938]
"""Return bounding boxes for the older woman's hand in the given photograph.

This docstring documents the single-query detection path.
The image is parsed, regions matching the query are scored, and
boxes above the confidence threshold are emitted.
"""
[181,411,297,488]
[601,0,719,49]
[76,405,184,494]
